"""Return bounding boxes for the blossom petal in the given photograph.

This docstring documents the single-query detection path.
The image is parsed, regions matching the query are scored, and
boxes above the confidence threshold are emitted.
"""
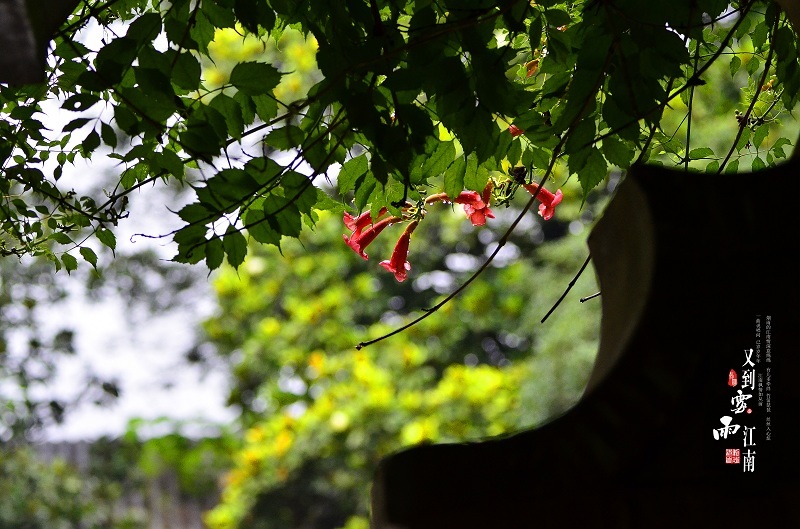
[379,222,416,282]
[454,191,493,226]
[343,208,387,232]
[509,124,524,137]
[538,190,563,221]
[343,216,397,260]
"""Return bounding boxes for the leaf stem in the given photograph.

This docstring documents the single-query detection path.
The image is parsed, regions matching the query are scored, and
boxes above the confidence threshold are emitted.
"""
[717,13,779,173]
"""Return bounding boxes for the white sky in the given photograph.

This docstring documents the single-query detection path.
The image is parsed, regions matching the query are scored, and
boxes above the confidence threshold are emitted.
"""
[36,154,236,441]
[18,16,331,441]
[10,20,237,441]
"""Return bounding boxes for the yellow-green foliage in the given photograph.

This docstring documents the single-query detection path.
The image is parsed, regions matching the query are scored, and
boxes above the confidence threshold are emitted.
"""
[199,27,322,105]
[202,198,602,528]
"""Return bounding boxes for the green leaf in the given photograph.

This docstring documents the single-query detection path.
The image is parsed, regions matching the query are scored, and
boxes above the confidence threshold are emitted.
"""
[647,29,690,77]
[564,119,595,155]
[729,55,742,77]
[463,153,478,190]
[688,147,714,159]
[54,39,90,61]
[772,137,791,158]
[223,227,248,268]
[601,135,634,168]
[463,153,488,192]
[205,236,224,270]
[282,171,317,214]
[540,71,571,99]
[244,202,282,246]
[114,106,139,135]
[154,149,185,178]
[196,168,261,211]
[507,135,522,165]
[746,56,761,77]
[543,30,572,68]
[180,105,228,160]
[602,94,639,141]
[252,94,278,123]
[735,14,753,39]
[774,26,797,65]
[544,8,571,27]
[209,93,245,139]
[178,203,213,224]
[126,13,162,43]
[94,37,138,85]
[234,91,256,125]
[244,156,283,186]
[751,156,766,171]
[411,140,456,184]
[265,126,304,151]
[51,232,73,245]
[736,127,751,151]
[82,130,101,154]
[444,156,467,199]
[204,1,237,28]
[96,228,116,254]
[189,12,216,54]
[172,52,202,91]
[724,159,740,174]
[120,163,148,190]
[80,247,98,268]
[577,148,607,195]
[173,224,207,264]
[264,195,302,237]
[752,126,769,148]
[354,172,377,211]
[338,155,369,195]
[229,62,282,96]
[121,84,178,123]
[235,0,276,33]
[522,147,551,171]
[48,252,63,272]
[63,118,91,133]
[100,122,117,149]
[528,13,543,49]
[62,253,78,273]
[750,21,769,51]
[62,93,100,112]
[314,189,346,214]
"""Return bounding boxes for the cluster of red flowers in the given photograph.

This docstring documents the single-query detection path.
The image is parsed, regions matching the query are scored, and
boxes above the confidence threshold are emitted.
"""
[343,176,562,282]
[343,208,414,281]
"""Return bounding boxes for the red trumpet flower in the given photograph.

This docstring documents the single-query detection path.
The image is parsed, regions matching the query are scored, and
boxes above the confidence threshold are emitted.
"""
[343,208,388,233]
[454,190,495,226]
[380,221,418,282]
[343,210,399,260]
[426,182,495,227]
[522,182,563,221]
[508,124,524,137]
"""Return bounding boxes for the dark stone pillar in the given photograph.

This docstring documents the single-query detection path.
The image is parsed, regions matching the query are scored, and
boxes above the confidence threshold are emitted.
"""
[0,0,80,85]
[371,160,800,528]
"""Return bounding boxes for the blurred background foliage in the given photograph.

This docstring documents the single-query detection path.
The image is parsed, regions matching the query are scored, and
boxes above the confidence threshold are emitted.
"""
[199,26,323,105]
[0,442,145,529]
[200,190,603,529]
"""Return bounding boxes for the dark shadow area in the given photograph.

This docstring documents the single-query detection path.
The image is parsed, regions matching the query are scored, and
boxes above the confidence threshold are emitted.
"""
[371,160,800,528]
[0,0,80,85]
